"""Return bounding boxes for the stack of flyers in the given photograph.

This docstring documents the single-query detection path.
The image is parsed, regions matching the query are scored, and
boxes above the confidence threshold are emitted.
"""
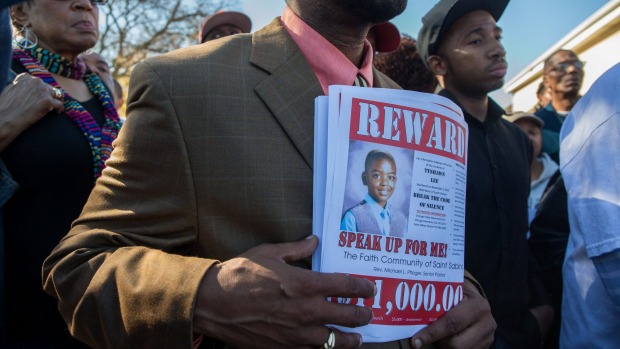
[313,85,469,342]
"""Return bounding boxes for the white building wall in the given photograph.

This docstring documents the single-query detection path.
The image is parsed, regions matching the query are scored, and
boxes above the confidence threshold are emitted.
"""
[511,31,620,111]
[507,0,620,111]
[579,30,620,92]
[511,80,541,112]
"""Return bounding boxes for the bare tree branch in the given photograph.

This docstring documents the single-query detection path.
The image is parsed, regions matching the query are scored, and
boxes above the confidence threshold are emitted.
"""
[95,0,242,80]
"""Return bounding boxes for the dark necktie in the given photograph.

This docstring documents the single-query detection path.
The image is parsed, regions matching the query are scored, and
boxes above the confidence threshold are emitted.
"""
[353,74,369,87]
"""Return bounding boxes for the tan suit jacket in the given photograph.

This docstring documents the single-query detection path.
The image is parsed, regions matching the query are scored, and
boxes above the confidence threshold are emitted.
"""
[43,19,419,349]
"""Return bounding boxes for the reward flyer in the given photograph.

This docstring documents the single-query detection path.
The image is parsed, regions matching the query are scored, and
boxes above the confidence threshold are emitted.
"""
[313,86,468,342]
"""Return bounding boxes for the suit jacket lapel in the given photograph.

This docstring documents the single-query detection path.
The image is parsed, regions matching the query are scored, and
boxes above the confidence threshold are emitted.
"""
[251,19,323,169]
[249,20,401,168]
[373,67,401,89]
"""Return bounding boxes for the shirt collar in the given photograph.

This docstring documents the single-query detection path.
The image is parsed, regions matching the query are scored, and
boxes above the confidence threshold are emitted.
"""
[544,103,555,112]
[438,89,505,128]
[280,5,374,95]
[364,193,391,217]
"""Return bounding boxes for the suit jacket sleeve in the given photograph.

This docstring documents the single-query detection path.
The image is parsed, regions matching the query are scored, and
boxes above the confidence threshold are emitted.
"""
[42,60,216,349]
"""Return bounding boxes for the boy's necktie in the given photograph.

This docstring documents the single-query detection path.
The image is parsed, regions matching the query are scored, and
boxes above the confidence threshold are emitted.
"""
[379,210,391,236]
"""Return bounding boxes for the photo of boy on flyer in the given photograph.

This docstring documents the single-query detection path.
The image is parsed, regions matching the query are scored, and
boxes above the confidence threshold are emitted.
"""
[341,149,408,237]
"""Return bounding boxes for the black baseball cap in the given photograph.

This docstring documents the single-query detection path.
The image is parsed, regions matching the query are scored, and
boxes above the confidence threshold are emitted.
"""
[417,0,509,68]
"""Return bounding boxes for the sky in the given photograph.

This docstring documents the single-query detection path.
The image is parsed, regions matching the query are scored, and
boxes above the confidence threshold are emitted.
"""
[236,0,610,107]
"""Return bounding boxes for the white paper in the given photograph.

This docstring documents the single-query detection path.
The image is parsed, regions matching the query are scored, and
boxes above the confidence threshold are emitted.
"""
[313,86,469,343]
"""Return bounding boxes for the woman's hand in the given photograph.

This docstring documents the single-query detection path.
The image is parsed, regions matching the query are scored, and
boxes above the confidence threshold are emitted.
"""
[0,73,64,151]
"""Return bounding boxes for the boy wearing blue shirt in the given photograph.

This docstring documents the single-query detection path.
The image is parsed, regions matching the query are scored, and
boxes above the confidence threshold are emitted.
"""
[341,149,407,237]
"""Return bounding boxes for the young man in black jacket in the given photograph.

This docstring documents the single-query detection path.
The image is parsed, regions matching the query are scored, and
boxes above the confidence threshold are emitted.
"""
[418,0,553,348]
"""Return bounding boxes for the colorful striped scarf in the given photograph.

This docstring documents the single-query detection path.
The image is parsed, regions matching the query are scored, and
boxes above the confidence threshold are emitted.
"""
[13,46,121,179]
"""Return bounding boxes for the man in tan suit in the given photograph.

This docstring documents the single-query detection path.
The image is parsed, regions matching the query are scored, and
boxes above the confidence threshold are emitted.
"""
[43,1,495,348]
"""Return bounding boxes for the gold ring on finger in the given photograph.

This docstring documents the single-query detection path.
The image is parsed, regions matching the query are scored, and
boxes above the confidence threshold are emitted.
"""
[323,328,335,349]
[52,87,64,101]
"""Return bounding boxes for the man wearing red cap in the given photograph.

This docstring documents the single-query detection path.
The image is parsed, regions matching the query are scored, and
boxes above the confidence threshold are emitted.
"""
[367,22,400,54]
[198,10,251,43]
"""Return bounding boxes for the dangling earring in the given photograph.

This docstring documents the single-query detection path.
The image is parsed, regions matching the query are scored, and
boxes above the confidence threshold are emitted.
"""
[13,25,38,50]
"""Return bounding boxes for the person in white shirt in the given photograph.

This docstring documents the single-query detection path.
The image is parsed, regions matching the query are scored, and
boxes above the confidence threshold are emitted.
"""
[560,62,620,348]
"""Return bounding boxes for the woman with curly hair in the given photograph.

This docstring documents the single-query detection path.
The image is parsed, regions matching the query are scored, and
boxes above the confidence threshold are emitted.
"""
[374,34,438,94]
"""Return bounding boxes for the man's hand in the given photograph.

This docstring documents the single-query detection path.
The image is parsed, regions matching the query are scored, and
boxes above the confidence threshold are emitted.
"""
[193,236,375,349]
[410,277,496,349]
[0,73,64,151]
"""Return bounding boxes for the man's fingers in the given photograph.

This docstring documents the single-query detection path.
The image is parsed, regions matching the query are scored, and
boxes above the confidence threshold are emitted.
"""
[12,72,33,85]
[245,238,374,300]
[425,312,495,349]
[410,280,495,349]
[307,299,373,328]
[330,327,363,349]
[42,90,64,114]
[307,327,362,349]
[263,235,319,262]
[50,97,65,113]
[410,292,472,348]
[411,307,467,348]
[311,272,376,299]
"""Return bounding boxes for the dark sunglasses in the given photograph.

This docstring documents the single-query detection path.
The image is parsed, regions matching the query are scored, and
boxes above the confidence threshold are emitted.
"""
[551,60,585,73]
